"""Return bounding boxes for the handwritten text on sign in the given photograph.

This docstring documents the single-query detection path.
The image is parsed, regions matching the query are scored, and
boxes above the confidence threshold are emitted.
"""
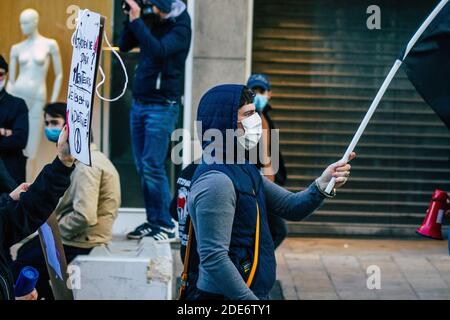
[67,10,103,165]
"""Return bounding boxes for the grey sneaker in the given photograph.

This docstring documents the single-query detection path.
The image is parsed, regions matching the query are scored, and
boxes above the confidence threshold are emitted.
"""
[149,226,177,243]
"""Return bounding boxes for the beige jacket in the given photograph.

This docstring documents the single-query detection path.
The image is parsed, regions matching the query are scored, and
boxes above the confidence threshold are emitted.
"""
[56,144,121,249]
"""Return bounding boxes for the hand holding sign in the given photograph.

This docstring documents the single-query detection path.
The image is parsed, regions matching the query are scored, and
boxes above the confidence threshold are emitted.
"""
[58,125,75,167]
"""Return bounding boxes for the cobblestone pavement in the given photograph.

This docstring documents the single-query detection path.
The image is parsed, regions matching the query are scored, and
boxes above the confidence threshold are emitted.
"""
[276,237,450,300]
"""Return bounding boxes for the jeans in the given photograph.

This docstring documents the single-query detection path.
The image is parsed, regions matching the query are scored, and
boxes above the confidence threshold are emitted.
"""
[130,100,179,229]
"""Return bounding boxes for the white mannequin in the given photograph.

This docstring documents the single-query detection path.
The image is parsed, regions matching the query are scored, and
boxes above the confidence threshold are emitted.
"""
[7,9,63,163]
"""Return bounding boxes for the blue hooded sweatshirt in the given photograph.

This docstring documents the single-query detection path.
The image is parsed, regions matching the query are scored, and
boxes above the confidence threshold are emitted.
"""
[188,84,277,299]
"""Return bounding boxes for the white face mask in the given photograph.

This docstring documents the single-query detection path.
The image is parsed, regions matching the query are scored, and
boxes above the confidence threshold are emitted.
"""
[0,79,5,91]
[237,113,262,150]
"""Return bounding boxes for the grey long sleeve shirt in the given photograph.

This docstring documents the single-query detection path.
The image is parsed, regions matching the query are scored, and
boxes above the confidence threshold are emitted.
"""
[188,170,326,300]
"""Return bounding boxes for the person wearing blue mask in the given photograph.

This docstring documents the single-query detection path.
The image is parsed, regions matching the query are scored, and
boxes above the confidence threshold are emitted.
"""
[246,74,288,250]
[12,102,121,300]
[43,103,66,143]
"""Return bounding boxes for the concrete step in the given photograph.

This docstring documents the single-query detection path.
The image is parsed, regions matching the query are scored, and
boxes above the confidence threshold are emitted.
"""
[253,46,398,61]
[286,221,449,238]
[286,175,450,192]
[282,151,450,169]
[279,128,450,146]
[253,61,408,78]
[70,238,173,300]
[317,200,429,215]
[250,68,411,84]
[307,209,429,225]
[279,140,450,158]
[289,186,437,203]
[254,39,405,60]
[285,163,450,181]
[273,117,449,134]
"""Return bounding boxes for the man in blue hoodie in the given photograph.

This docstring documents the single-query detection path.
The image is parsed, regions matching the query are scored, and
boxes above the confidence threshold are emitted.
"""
[119,0,191,241]
[184,84,355,300]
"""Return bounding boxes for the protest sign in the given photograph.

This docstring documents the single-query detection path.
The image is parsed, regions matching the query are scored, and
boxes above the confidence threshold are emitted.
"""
[67,10,105,165]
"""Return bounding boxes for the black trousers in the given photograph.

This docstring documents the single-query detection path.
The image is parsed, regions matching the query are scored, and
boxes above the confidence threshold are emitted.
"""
[11,236,92,300]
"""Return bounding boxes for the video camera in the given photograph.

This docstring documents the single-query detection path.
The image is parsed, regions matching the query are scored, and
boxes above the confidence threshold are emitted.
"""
[122,0,155,17]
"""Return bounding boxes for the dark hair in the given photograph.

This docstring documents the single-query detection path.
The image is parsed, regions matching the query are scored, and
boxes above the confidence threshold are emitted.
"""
[44,102,67,119]
[239,86,255,108]
[250,86,267,95]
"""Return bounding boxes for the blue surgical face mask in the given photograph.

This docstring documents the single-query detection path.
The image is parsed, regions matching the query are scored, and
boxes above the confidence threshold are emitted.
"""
[45,127,62,143]
[254,94,269,112]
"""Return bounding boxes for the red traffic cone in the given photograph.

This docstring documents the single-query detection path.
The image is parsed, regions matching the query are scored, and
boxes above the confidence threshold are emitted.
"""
[416,189,448,240]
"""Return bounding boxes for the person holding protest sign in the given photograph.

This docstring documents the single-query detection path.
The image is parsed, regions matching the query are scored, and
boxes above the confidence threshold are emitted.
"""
[0,125,74,300]
[11,102,121,300]
[119,0,192,242]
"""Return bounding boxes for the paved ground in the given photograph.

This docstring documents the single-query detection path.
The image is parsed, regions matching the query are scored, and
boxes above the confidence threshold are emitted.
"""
[276,237,450,300]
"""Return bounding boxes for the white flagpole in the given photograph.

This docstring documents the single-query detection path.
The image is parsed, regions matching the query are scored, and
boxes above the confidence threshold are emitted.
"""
[324,0,449,194]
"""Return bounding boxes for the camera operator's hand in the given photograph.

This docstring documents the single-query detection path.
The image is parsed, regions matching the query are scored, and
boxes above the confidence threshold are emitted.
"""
[125,0,141,22]
[57,125,75,168]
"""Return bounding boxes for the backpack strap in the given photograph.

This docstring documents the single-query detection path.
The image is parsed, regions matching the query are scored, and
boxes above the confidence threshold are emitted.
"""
[178,190,261,299]
[178,218,194,300]
[246,190,260,287]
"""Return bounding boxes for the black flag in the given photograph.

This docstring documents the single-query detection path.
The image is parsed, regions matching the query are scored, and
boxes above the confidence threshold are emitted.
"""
[402,2,450,130]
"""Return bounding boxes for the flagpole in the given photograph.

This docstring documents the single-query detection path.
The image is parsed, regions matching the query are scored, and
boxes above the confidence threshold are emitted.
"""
[324,0,449,194]
[403,0,449,60]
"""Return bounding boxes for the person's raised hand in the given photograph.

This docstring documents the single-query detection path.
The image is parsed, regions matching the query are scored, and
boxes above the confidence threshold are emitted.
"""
[57,125,75,167]
[15,289,38,300]
[125,0,141,21]
[317,152,356,191]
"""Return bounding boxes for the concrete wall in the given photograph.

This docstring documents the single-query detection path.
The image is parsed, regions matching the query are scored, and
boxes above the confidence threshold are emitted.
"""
[185,0,253,161]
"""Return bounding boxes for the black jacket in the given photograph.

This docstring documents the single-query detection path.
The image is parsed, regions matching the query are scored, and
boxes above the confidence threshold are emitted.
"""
[0,89,28,184]
[0,157,74,300]
[259,104,287,186]
[118,10,192,103]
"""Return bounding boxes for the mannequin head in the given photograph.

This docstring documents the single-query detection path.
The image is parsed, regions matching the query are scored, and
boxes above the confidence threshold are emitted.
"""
[20,9,39,37]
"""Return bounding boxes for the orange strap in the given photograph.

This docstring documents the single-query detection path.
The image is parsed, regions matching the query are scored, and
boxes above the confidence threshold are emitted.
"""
[178,219,194,299]
[179,193,261,297]
[246,193,260,287]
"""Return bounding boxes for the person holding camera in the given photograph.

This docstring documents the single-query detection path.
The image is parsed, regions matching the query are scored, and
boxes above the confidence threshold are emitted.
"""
[119,0,191,242]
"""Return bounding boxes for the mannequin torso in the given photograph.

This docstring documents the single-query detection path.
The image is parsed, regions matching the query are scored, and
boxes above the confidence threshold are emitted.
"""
[6,8,62,176]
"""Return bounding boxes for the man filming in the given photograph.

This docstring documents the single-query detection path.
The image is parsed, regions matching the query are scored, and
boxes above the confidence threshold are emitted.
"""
[119,0,191,242]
